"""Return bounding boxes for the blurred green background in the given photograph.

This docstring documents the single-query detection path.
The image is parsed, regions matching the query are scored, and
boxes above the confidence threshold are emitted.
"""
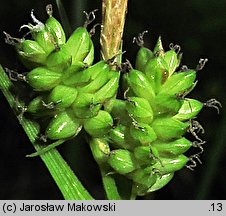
[0,0,225,199]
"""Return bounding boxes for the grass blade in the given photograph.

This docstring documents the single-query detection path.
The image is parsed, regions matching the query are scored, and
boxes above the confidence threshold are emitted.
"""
[0,65,93,200]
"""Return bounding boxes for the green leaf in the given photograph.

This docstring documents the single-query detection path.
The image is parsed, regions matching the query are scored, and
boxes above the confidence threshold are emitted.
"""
[0,65,93,200]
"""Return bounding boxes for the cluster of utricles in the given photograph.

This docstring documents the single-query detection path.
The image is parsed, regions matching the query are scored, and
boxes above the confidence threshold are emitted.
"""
[5,6,119,143]
[99,35,209,196]
[5,6,220,197]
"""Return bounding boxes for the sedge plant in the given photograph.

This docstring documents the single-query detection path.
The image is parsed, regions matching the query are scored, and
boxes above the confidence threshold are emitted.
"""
[0,0,221,199]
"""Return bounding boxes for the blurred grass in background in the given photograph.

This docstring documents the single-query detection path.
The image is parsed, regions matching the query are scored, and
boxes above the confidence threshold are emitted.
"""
[0,0,225,199]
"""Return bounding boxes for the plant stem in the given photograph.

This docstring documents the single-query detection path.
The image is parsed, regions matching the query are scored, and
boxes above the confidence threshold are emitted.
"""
[101,167,122,200]
[100,0,128,61]
[0,65,93,200]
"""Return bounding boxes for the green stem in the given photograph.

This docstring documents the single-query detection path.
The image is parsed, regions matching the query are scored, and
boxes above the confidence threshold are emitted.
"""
[100,167,122,200]
[88,138,121,199]
[0,65,93,200]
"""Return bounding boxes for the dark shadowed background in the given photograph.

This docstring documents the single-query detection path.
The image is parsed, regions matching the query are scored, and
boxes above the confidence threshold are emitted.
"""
[0,0,225,199]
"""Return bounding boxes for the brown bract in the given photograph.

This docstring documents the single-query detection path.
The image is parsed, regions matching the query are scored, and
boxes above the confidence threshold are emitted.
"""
[100,0,128,61]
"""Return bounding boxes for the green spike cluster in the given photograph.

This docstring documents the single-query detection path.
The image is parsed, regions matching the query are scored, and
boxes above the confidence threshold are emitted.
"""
[5,5,119,144]
[98,37,205,196]
[4,5,220,198]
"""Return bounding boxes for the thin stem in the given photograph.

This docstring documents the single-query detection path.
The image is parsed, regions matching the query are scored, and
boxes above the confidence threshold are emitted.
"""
[88,138,121,199]
[101,167,122,200]
[100,0,128,61]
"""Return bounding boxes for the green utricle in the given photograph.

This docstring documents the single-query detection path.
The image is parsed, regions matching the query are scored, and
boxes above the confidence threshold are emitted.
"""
[163,49,179,76]
[64,27,91,64]
[173,98,203,121]
[84,110,113,137]
[32,29,56,54]
[135,46,154,72]
[89,138,110,165]
[126,97,154,124]
[152,154,189,174]
[45,16,66,46]
[17,39,48,68]
[152,117,190,141]
[130,123,157,145]
[47,85,78,109]
[46,110,81,140]
[26,67,62,91]
[45,46,72,72]
[144,56,169,93]
[108,149,139,175]
[159,70,196,95]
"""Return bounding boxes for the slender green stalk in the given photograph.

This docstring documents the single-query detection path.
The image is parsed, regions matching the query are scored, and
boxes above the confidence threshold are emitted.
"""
[100,167,122,200]
[0,65,93,200]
